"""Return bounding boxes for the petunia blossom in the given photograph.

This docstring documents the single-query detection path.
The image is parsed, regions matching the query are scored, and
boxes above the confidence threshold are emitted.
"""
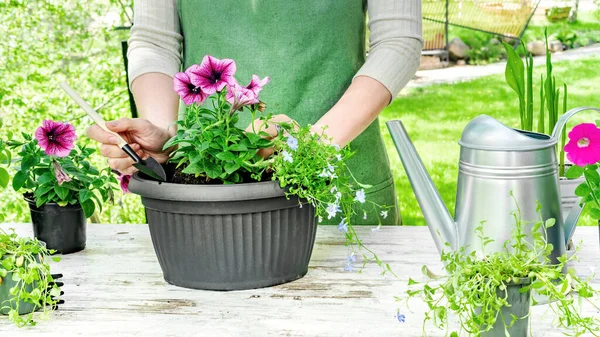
[118,174,131,194]
[245,75,270,96]
[189,55,237,94]
[52,160,72,185]
[564,123,600,166]
[173,71,209,106]
[35,120,77,157]
[226,82,260,111]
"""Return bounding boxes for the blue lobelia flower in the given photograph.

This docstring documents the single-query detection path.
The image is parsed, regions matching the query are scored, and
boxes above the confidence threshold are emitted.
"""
[344,252,356,272]
[338,218,348,233]
[395,310,406,323]
[326,203,341,219]
[354,189,366,203]
[286,135,298,150]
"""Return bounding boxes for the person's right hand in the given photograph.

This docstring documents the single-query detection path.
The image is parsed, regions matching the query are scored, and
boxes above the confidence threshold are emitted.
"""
[87,118,173,175]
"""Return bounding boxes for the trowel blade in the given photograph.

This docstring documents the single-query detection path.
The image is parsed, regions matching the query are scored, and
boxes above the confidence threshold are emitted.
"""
[133,156,167,182]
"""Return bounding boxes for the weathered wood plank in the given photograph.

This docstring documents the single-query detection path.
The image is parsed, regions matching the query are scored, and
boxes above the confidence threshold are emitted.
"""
[0,224,598,336]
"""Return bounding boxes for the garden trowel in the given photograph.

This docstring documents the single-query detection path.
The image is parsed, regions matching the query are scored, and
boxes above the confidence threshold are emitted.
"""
[59,81,167,182]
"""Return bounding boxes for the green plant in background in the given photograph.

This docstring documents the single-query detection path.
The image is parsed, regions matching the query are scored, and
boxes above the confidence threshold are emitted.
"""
[555,24,579,49]
[7,120,118,218]
[463,33,505,65]
[0,229,61,327]
[403,196,600,336]
[503,30,570,176]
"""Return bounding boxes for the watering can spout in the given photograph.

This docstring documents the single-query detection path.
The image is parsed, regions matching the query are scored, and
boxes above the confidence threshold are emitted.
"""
[386,120,458,255]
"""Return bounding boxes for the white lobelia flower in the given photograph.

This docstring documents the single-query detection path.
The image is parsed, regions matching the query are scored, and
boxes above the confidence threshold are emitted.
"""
[318,168,329,178]
[336,154,343,161]
[380,210,388,219]
[330,186,337,193]
[335,191,342,201]
[326,203,341,219]
[282,150,293,163]
[338,218,348,233]
[354,189,366,203]
[327,163,335,172]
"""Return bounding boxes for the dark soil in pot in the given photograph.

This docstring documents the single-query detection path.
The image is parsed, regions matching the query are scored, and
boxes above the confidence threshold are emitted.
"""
[25,195,86,255]
[129,171,317,291]
[167,163,272,185]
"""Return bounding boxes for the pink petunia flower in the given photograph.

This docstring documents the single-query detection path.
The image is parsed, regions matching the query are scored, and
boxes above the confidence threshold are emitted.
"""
[226,82,259,112]
[564,123,600,166]
[173,71,209,106]
[118,174,131,194]
[188,55,237,95]
[245,75,270,96]
[52,160,72,185]
[35,120,77,157]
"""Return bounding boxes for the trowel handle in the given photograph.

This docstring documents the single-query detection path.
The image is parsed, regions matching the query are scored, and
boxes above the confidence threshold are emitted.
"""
[551,106,600,141]
[59,81,128,148]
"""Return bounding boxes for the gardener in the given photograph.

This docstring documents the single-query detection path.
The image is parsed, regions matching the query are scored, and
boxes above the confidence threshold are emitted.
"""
[87,0,423,225]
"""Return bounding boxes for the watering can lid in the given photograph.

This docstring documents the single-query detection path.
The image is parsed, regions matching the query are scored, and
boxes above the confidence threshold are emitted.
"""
[458,115,556,150]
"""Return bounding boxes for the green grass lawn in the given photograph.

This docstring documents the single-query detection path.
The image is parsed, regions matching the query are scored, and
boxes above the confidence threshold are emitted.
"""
[380,56,600,227]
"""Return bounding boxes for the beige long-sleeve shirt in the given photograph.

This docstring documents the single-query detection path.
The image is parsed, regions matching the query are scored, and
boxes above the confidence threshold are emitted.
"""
[128,0,423,97]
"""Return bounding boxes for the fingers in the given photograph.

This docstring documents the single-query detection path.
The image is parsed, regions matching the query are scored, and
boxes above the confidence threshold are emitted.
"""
[106,117,152,133]
[87,124,120,145]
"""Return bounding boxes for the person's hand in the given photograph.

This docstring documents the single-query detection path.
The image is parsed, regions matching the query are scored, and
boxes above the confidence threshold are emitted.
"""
[245,114,296,158]
[87,118,173,175]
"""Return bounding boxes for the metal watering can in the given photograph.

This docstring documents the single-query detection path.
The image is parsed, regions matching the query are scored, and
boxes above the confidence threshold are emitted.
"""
[386,107,600,263]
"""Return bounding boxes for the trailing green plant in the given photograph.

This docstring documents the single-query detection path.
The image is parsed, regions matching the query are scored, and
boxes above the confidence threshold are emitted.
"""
[7,120,118,218]
[0,228,61,327]
[165,56,391,270]
[402,195,600,336]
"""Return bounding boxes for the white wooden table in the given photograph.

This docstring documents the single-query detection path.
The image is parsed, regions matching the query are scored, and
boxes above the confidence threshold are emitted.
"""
[1,224,599,337]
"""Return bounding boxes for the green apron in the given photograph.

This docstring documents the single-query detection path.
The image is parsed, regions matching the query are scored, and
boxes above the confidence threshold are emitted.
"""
[178,0,400,225]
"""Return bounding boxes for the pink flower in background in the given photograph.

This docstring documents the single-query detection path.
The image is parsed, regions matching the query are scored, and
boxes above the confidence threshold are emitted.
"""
[35,120,77,157]
[52,160,71,185]
[226,82,259,111]
[189,55,237,94]
[118,174,131,194]
[173,71,208,106]
[564,123,600,166]
[245,75,270,96]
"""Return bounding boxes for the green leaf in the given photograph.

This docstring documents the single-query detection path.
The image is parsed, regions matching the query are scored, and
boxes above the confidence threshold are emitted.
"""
[407,278,418,286]
[204,161,222,179]
[590,207,600,220]
[216,151,236,161]
[229,143,248,152]
[37,172,55,185]
[81,199,95,218]
[224,162,241,174]
[78,189,93,203]
[54,185,69,200]
[565,165,584,179]
[574,183,591,197]
[502,42,525,114]
[0,167,9,189]
[12,170,28,191]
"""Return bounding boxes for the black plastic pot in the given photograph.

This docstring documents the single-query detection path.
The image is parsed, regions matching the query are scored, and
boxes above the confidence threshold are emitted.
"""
[26,198,86,254]
[478,278,532,337]
[129,173,317,291]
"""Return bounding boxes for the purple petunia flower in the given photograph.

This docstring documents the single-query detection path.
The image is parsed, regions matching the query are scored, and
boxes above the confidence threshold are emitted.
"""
[226,81,260,111]
[189,55,237,94]
[173,71,209,106]
[35,120,77,157]
[52,160,72,185]
[245,75,270,96]
[118,174,131,194]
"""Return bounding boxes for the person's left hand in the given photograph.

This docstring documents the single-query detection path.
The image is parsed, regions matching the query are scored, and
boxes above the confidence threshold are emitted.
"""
[245,114,296,158]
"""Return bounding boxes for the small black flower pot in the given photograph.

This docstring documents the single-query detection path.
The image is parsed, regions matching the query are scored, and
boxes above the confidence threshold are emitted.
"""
[26,198,86,254]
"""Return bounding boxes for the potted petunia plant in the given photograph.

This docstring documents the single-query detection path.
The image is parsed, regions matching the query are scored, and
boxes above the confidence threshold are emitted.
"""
[7,120,118,254]
[564,122,600,233]
[404,198,600,337]
[128,55,390,290]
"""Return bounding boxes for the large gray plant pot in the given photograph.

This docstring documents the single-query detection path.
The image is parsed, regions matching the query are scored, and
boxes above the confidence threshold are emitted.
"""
[128,173,317,291]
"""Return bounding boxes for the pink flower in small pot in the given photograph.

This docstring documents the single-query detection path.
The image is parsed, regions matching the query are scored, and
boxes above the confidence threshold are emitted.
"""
[189,55,237,94]
[52,160,72,185]
[118,174,131,194]
[35,120,77,157]
[245,75,270,96]
[226,82,259,112]
[564,123,600,166]
[173,71,209,106]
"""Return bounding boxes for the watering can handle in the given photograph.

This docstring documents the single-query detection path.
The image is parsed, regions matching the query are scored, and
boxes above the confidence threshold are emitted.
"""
[551,106,600,141]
